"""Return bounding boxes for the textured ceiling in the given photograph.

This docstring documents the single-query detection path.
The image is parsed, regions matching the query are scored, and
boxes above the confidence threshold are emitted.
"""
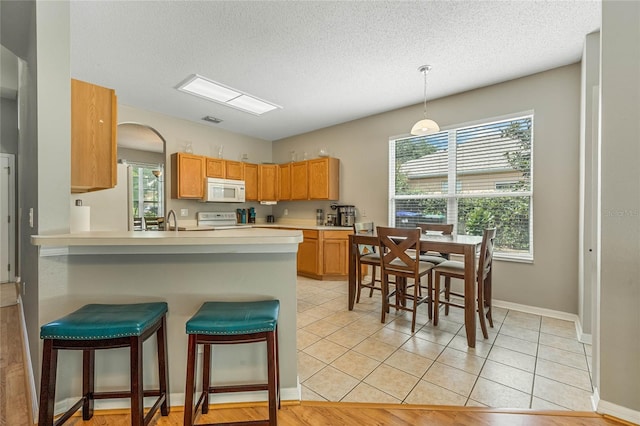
[70,1,601,142]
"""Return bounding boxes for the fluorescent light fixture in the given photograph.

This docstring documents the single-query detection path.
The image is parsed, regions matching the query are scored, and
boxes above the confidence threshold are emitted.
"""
[176,74,282,115]
[227,95,279,115]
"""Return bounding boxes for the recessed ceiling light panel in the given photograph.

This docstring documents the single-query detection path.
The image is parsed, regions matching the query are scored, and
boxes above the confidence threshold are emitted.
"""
[176,74,282,116]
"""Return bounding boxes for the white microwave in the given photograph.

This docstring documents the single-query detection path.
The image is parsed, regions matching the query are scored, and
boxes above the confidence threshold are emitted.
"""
[203,178,246,203]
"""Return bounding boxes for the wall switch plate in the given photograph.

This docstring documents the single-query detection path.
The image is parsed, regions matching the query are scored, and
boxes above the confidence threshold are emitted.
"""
[180,209,188,217]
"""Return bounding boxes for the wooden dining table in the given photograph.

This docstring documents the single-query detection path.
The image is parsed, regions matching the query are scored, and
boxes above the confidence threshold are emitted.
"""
[348,232,484,347]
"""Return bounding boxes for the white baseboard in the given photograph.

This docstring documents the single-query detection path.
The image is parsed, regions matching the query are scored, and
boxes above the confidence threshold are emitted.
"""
[18,295,39,423]
[592,386,640,425]
[493,299,593,344]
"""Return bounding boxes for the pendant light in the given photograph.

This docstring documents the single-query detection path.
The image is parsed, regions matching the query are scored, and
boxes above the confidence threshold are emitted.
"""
[411,65,440,136]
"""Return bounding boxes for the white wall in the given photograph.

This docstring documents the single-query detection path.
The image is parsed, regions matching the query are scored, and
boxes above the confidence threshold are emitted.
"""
[275,65,582,314]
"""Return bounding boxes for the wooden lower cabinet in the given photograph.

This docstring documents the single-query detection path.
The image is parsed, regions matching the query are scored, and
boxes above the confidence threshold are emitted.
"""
[296,229,351,280]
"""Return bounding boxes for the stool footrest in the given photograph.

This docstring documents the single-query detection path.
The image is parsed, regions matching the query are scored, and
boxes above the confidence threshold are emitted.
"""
[210,384,269,394]
[92,389,163,399]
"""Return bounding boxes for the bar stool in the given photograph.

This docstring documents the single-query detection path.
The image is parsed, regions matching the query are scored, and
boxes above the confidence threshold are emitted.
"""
[38,302,170,426]
[184,300,280,426]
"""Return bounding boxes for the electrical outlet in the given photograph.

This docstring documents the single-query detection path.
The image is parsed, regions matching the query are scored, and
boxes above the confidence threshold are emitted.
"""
[361,209,367,217]
[180,209,188,217]
[284,209,288,216]
[29,208,34,228]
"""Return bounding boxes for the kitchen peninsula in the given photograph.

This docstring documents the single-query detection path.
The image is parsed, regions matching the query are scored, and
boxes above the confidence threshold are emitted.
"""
[31,228,303,410]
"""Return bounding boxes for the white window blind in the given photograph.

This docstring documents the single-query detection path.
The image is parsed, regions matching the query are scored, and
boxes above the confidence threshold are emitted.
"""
[389,114,533,260]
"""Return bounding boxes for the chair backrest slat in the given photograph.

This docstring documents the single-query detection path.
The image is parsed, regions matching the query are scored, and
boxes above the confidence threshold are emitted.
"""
[477,228,497,281]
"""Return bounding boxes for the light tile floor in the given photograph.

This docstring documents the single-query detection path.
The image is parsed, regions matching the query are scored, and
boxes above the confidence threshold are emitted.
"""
[296,276,594,410]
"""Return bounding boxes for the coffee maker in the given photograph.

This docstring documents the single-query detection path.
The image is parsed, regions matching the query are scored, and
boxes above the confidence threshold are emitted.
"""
[337,205,356,227]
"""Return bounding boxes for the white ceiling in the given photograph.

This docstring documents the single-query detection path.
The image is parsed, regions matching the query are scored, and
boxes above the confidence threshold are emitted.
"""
[73,2,597,142]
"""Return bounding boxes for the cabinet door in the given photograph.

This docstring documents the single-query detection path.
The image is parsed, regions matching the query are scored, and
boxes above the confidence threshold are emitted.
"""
[291,161,309,200]
[171,153,205,199]
[226,160,244,180]
[308,157,339,200]
[244,163,259,201]
[297,231,319,275]
[71,79,117,193]
[322,231,350,275]
[206,158,225,178]
[259,164,278,201]
[278,163,291,201]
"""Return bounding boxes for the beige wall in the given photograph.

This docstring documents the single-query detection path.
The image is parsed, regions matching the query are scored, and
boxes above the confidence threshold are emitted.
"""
[598,0,640,414]
[117,105,275,222]
[275,65,582,314]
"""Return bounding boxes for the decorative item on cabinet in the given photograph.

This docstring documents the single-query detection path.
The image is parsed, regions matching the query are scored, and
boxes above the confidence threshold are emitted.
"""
[71,79,118,193]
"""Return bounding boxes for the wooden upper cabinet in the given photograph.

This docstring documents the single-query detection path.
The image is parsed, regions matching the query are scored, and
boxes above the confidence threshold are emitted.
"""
[244,163,259,201]
[308,157,339,200]
[291,161,309,200]
[71,79,117,193]
[206,157,225,178]
[278,163,291,201]
[258,164,278,201]
[225,160,244,180]
[171,152,205,199]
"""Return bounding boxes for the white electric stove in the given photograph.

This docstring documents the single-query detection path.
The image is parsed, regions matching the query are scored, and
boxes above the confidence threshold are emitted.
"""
[193,211,252,230]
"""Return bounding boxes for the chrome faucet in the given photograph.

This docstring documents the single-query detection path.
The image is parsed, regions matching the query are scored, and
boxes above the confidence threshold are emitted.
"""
[166,209,178,233]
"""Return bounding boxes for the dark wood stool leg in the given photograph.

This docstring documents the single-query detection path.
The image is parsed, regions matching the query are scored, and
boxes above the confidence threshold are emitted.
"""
[275,328,280,409]
[82,349,95,420]
[267,331,278,426]
[39,339,57,426]
[183,334,197,426]
[202,342,211,414]
[130,336,144,426]
[157,316,170,415]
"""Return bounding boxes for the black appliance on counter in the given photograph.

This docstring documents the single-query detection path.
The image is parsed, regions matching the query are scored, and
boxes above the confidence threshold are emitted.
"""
[336,205,356,227]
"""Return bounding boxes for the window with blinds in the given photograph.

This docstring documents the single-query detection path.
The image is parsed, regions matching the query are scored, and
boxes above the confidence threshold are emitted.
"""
[389,114,533,260]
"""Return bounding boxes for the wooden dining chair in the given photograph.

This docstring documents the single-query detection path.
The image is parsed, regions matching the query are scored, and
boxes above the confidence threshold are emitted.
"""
[416,223,454,264]
[377,226,435,333]
[352,222,383,303]
[432,227,497,339]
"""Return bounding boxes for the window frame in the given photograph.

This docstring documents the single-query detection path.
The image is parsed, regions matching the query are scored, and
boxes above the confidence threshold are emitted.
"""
[388,112,534,262]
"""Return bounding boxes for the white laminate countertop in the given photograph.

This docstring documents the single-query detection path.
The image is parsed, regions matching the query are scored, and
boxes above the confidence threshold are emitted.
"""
[31,228,303,256]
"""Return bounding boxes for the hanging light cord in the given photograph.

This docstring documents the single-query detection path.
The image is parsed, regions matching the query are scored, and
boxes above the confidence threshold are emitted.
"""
[419,65,431,119]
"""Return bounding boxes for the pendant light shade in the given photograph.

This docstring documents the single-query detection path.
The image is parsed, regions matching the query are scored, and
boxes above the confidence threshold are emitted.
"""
[411,65,440,136]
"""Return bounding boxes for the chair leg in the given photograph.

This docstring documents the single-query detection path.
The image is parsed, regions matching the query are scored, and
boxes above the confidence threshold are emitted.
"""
[426,273,433,320]
[157,316,170,415]
[38,339,57,426]
[369,265,377,298]
[484,275,494,328]
[267,331,278,426]
[183,334,198,426]
[380,274,387,324]
[410,278,419,333]
[355,261,363,303]
[476,279,489,339]
[82,349,95,420]
[130,336,144,426]
[202,343,211,414]
[275,328,281,409]
[433,272,440,326]
[444,276,451,315]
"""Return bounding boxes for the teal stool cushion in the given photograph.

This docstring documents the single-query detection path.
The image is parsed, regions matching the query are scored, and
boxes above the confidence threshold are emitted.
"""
[40,302,168,340]
[186,300,279,335]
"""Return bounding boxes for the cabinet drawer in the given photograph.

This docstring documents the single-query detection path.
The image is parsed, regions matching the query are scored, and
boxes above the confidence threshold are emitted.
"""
[323,230,351,239]
[302,230,319,239]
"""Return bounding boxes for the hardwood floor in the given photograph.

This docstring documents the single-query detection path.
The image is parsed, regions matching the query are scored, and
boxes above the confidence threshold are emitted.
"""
[0,297,633,426]
[55,402,631,426]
